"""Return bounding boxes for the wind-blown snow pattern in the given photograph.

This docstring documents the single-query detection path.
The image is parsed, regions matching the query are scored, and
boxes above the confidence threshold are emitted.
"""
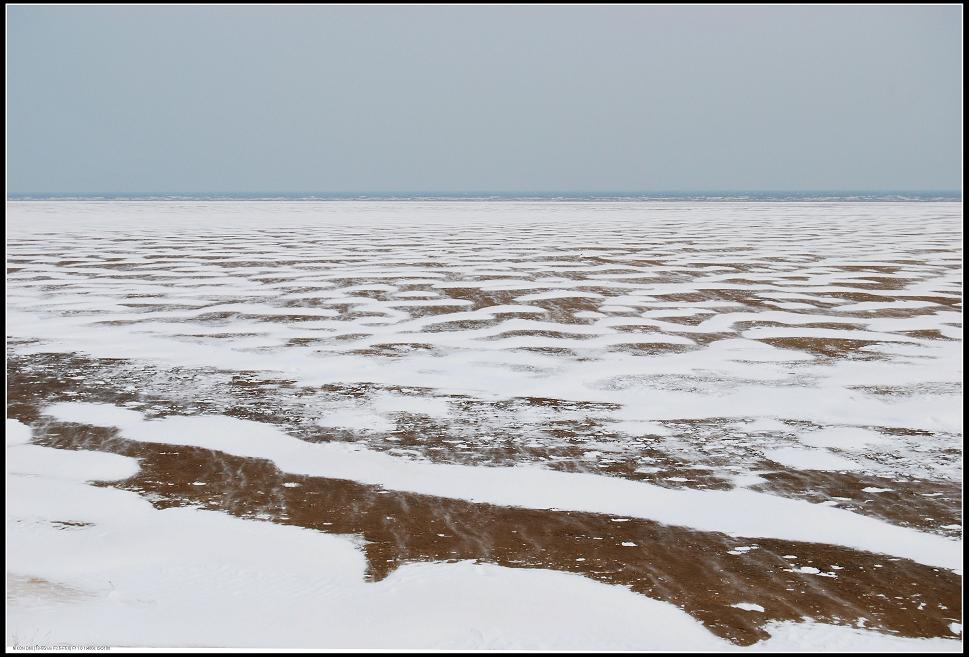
[6,420,960,651]
[6,201,963,650]
[38,402,962,570]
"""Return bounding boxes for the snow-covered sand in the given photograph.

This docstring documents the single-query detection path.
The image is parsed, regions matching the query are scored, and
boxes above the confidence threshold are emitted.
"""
[40,402,962,570]
[6,200,963,649]
[6,420,961,651]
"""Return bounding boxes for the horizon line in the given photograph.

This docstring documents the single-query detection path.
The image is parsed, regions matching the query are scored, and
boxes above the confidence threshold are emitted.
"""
[7,190,963,200]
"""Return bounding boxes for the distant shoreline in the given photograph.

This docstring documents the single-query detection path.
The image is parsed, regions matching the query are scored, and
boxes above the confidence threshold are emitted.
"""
[5,192,962,203]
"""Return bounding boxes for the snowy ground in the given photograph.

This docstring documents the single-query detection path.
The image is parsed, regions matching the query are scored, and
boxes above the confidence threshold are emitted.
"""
[5,201,963,650]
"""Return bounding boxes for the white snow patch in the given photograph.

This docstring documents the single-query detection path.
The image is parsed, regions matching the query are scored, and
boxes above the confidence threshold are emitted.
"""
[730,473,769,488]
[6,419,32,446]
[607,420,673,437]
[371,394,451,419]
[748,621,962,652]
[39,403,145,428]
[745,418,791,433]
[317,408,396,433]
[764,447,864,472]
[6,444,138,482]
[514,290,605,302]
[799,427,891,451]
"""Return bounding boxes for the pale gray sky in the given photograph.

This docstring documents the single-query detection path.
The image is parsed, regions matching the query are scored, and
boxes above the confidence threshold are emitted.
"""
[6,4,962,193]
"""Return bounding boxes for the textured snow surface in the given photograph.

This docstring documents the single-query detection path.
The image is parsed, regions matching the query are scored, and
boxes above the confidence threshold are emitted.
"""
[6,201,963,649]
[6,420,961,651]
[7,202,962,486]
[41,402,963,571]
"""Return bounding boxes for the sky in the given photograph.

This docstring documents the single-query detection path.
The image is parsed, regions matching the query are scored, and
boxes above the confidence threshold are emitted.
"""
[5,4,963,194]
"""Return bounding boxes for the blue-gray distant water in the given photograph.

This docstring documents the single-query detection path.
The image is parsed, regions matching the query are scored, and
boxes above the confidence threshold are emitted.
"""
[6,191,962,202]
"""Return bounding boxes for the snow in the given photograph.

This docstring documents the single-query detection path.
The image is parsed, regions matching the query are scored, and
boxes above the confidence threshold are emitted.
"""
[747,621,962,652]
[316,408,396,433]
[833,300,939,313]
[0,423,724,650]
[514,290,605,302]
[742,327,924,344]
[764,447,865,472]
[371,393,451,419]
[6,435,961,651]
[768,302,818,310]
[5,200,964,650]
[799,427,891,451]
[607,420,673,437]
[6,419,33,446]
[6,444,139,482]
[745,418,791,432]
[40,402,963,571]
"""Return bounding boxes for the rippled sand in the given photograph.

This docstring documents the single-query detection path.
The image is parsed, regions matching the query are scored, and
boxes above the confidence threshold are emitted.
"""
[6,201,963,649]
